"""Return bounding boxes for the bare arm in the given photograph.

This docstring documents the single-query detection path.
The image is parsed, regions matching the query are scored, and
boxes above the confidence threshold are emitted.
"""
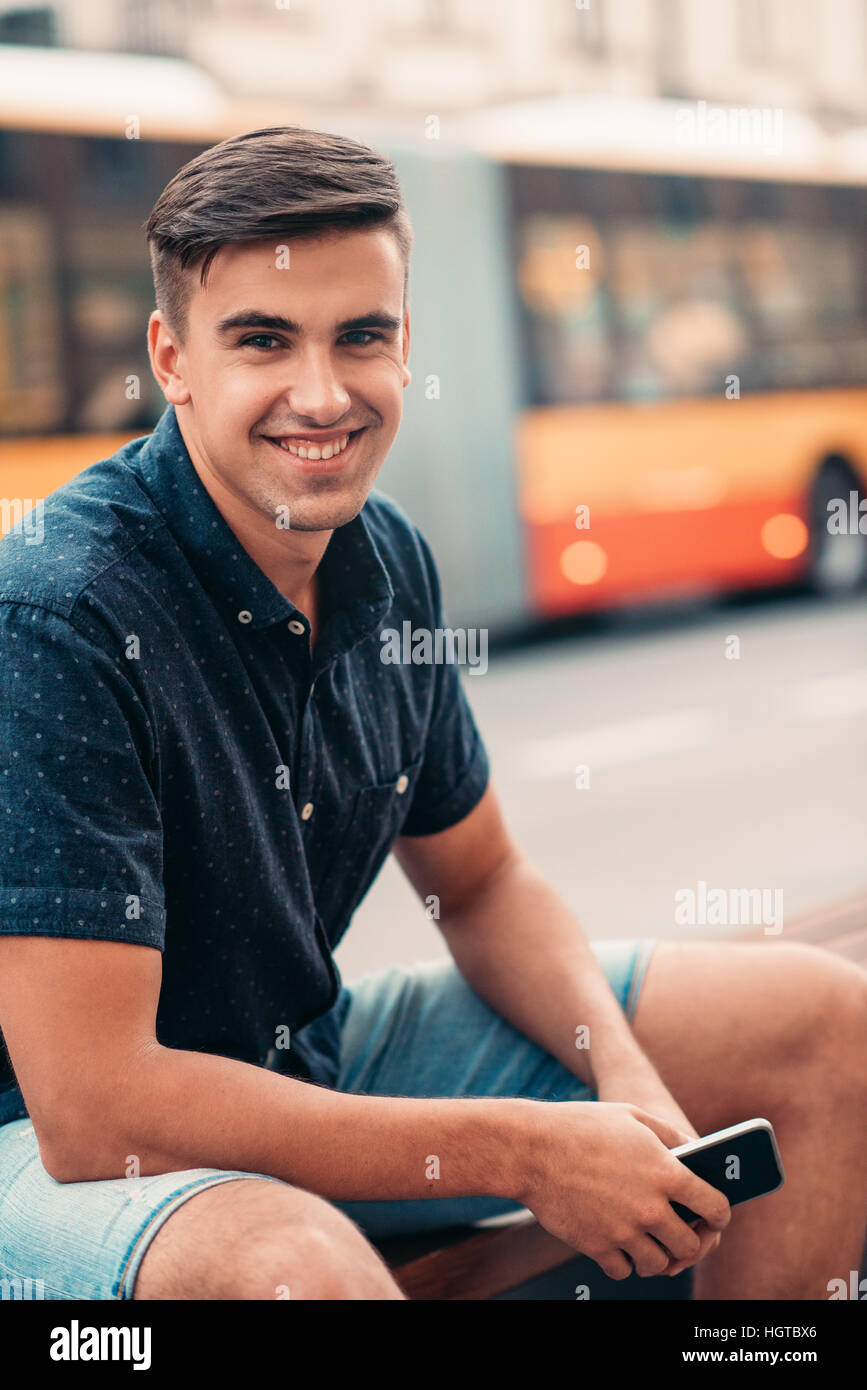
[0,935,528,1193]
[394,784,665,1093]
[391,786,731,1272]
[0,929,727,1273]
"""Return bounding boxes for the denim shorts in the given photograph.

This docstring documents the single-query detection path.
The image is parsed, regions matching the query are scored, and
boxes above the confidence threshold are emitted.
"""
[0,936,658,1300]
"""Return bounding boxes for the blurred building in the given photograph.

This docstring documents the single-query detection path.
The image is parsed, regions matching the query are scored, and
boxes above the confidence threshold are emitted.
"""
[2,0,867,132]
[2,0,867,633]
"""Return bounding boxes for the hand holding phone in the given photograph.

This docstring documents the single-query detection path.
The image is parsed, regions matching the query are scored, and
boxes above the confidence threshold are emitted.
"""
[668,1117,785,1225]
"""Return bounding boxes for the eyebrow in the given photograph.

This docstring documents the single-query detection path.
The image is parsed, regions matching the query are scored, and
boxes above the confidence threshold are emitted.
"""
[215,310,402,337]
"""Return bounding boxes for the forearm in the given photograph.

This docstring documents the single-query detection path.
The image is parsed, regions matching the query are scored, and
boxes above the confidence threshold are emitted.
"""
[439,854,661,1090]
[47,1040,531,1201]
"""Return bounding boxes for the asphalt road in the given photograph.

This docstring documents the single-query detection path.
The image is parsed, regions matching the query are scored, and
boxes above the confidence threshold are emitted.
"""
[335,592,867,981]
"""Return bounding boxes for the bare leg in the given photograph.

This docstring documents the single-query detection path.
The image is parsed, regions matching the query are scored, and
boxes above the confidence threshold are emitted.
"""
[133,1176,405,1300]
[630,939,867,1300]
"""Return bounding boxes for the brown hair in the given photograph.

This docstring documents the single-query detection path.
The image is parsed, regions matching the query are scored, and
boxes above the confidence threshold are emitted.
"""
[145,125,413,344]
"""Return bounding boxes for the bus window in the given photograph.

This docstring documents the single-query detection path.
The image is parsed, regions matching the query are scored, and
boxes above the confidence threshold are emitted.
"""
[0,205,65,434]
[516,212,616,405]
[608,217,748,399]
[1,129,201,436]
[67,215,162,431]
[736,220,867,390]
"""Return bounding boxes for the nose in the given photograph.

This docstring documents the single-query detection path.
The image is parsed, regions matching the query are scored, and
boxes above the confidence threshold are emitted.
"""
[283,342,352,425]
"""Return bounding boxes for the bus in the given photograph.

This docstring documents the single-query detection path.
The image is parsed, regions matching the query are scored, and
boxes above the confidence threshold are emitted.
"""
[2,51,866,632]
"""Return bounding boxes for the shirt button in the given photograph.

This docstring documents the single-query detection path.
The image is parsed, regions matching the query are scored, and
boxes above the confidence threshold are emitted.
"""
[300,801,314,820]
[395,774,409,794]
[288,619,306,635]
[238,610,253,624]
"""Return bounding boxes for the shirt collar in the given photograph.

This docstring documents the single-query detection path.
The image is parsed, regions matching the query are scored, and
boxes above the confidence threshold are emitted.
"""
[125,404,394,665]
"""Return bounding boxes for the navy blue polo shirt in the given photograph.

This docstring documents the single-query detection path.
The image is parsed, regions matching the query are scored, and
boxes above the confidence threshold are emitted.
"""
[0,404,489,1125]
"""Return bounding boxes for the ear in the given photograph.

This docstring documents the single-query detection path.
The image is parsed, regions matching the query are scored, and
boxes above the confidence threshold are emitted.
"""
[148,309,191,405]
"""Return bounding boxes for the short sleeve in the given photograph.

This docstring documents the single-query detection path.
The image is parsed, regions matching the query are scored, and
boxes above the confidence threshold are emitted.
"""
[398,531,490,836]
[0,604,165,947]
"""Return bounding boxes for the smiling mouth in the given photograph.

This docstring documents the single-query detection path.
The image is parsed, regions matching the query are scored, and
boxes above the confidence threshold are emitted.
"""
[262,427,366,474]
[263,428,363,461]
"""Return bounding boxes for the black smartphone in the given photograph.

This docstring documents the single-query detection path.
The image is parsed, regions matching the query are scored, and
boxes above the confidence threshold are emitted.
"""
[668,1117,785,1225]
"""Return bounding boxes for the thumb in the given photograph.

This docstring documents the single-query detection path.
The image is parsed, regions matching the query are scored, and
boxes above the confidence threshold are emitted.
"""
[630,1106,693,1150]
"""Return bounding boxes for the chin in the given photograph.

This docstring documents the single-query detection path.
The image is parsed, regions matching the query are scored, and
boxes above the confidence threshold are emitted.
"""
[281,497,364,533]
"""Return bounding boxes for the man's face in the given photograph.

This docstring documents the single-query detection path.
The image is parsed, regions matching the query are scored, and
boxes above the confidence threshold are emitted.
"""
[152,227,410,535]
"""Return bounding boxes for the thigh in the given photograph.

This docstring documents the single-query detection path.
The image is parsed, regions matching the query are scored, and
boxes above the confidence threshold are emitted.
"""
[332,936,658,1238]
[629,937,845,1136]
[0,1118,282,1301]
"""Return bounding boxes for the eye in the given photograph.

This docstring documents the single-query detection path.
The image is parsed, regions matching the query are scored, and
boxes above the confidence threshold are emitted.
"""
[241,334,283,350]
[340,330,383,346]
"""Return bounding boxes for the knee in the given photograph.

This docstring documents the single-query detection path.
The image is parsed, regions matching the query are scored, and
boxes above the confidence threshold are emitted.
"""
[778,944,867,1080]
[134,1180,407,1301]
[817,957,867,1092]
[235,1212,406,1301]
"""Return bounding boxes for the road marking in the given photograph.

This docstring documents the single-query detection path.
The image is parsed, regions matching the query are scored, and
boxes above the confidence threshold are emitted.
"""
[514,707,719,782]
[511,669,867,783]
[785,670,867,720]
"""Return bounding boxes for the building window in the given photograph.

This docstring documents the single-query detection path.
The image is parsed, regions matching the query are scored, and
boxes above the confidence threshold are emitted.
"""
[573,0,606,58]
[655,0,684,96]
[422,0,450,32]
[737,0,771,63]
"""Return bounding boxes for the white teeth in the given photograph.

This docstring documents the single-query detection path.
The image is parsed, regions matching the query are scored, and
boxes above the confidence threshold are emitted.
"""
[277,432,353,458]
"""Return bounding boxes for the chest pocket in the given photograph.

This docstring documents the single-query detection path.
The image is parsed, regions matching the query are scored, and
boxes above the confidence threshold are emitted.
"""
[315,754,424,944]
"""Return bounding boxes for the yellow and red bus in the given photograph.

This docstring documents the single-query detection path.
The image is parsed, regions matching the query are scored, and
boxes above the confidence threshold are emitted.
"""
[1,56,866,630]
[475,97,867,622]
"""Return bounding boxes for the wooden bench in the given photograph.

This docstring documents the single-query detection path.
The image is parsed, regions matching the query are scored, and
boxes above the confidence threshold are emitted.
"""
[374,895,867,1299]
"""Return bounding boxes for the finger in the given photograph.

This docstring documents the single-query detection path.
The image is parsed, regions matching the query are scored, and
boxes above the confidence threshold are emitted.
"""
[670,1165,732,1231]
[630,1106,693,1150]
[649,1214,703,1265]
[666,1223,721,1277]
[595,1248,634,1281]
[624,1234,672,1278]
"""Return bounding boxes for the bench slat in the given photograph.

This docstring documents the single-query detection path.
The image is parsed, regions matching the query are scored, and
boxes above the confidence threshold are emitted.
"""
[392,1213,573,1300]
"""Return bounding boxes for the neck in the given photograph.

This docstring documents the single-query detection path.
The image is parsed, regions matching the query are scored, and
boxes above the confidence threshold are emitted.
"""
[178,417,332,611]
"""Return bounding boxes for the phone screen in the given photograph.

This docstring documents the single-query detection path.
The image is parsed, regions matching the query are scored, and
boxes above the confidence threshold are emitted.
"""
[670,1126,782,1225]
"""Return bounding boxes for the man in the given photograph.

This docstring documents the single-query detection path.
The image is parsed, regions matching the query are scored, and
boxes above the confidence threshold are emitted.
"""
[0,126,864,1302]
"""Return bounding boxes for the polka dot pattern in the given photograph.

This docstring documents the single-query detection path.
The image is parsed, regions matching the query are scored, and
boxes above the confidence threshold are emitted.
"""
[0,404,489,1124]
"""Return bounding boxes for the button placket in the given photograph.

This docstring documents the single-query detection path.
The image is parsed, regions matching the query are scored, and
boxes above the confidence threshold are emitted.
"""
[294,645,319,821]
[275,610,315,803]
